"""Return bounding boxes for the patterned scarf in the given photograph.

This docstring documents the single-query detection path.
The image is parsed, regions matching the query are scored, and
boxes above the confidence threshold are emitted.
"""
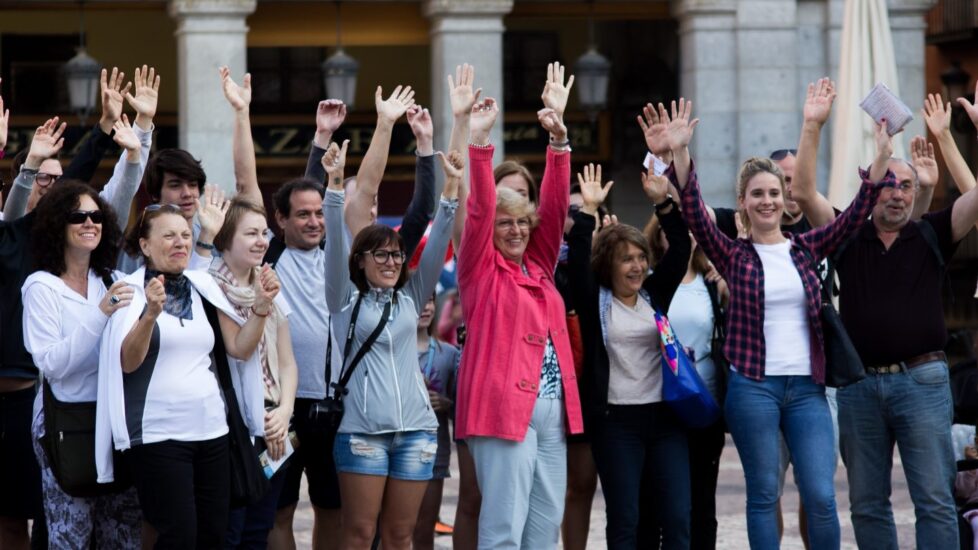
[208,259,282,405]
[144,269,193,321]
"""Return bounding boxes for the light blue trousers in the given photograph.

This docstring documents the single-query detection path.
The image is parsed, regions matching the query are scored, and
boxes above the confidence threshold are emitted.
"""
[467,397,567,549]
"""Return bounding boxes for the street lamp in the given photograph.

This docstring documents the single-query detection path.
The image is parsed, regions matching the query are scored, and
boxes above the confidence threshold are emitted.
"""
[574,4,610,122]
[322,1,359,108]
[64,1,101,124]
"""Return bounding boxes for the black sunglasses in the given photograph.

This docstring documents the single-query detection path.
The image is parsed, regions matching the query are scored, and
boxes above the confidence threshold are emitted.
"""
[67,210,104,225]
[769,149,797,161]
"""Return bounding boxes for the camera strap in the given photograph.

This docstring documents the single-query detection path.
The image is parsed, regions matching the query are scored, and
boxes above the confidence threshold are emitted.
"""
[331,294,393,399]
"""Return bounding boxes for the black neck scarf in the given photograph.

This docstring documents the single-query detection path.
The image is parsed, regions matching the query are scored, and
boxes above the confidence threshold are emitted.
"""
[145,269,194,321]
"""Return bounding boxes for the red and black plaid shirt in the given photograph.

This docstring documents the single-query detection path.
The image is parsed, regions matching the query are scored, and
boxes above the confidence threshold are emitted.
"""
[672,160,893,383]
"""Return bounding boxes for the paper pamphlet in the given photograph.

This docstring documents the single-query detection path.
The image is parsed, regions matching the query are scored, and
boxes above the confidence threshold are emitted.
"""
[259,432,296,479]
[859,83,914,136]
[643,152,669,176]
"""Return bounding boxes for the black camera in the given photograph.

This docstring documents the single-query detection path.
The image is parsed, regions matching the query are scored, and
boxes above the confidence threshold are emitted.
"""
[308,396,344,429]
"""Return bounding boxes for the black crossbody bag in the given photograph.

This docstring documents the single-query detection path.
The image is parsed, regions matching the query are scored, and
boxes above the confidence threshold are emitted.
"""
[41,273,131,498]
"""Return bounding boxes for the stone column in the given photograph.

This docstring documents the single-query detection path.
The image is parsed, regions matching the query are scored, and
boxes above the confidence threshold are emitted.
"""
[169,0,256,195]
[887,0,938,151]
[673,0,739,207]
[424,0,514,167]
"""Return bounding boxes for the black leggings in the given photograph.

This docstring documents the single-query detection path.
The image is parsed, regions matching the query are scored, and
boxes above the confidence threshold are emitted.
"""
[127,435,230,549]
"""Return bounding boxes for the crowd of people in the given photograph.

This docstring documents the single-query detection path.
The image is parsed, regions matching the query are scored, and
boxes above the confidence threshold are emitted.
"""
[0,57,977,550]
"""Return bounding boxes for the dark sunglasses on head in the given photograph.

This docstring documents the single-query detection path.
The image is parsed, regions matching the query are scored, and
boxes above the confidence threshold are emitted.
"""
[769,149,797,161]
[67,210,104,225]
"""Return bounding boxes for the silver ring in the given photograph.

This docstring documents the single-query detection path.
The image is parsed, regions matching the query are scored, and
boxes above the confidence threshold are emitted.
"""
[109,295,120,305]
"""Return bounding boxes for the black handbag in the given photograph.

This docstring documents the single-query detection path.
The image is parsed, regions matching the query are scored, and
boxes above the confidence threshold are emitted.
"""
[201,298,269,508]
[815,259,865,388]
[705,279,730,404]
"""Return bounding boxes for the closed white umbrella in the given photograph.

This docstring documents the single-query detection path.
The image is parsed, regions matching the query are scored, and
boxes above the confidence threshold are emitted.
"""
[828,0,906,206]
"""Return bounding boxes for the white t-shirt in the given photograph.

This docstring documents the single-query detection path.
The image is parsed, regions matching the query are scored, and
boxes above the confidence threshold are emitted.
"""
[606,296,662,404]
[754,240,811,376]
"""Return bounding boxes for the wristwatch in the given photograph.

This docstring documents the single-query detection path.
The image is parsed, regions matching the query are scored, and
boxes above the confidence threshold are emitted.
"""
[654,195,675,212]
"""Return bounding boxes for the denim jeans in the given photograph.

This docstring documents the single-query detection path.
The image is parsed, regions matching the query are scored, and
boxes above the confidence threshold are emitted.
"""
[725,371,839,550]
[838,360,958,550]
[591,402,690,550]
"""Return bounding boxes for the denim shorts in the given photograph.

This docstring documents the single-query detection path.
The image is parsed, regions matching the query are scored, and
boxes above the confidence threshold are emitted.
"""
[333,430,438,481]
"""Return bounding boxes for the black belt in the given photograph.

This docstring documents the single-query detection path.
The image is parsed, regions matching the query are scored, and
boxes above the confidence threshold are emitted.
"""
[865,351,947,375]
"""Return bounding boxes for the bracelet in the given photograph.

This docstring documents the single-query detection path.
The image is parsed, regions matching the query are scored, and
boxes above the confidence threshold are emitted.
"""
[195,240,216,251]
[469,141,491,148]
[549,136,570,148]
[251,305,271,318]
[654,195,675,212]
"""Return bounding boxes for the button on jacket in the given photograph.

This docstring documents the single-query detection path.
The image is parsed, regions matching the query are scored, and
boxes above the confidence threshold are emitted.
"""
[455,145,584,442]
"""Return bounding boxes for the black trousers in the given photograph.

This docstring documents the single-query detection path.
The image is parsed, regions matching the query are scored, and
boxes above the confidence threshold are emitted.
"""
[127,435,230,549]
[687,419,726,550]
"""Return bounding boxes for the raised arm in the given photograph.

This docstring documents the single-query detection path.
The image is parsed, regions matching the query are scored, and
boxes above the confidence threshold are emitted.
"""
[948,94,978,241]
[64,68,130,183]
[0,78,7,158]
[641,168,690,311]
[305,100,347,183]
[216,265,278,360]
[399,105,436,258]
[4,117,66,220]
[456,98,499,279]
[220,67,261,206]
[448,64,481,248]
[406,151,461,312]
[100,115,143,230]
[569,164,610,312]
[909,135,938,220]
[347,86,416,238]
[793,78,839,227]
[323,140,354,313]
[194,185,231,260]
[924,93,977,196]
[121,276,164,373]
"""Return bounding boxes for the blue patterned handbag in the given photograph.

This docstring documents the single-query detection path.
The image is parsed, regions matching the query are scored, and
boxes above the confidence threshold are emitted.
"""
[654,310,721,428]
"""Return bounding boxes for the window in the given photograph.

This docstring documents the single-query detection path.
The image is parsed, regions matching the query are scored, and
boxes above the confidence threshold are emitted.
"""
[0,35,78,114]
[248,47,328,114]
[503,32,559,111]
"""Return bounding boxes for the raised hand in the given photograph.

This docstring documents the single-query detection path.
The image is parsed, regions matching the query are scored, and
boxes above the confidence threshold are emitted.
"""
[220,66,251,113]
[195,185,231,241]
[436,149,465,199]
[0,78,8,151]
[922,93,952,138]
[641,170,670,204]
[124,65,160,130]
[448,63,481,118]
[375,85,416,124]
[662,99,699,152]
[99,280,135,316]
[144,275,166,318]
[469,98,499,146]
[576,163,613,215]
[874,119,895,160]
[112,114,140,159]
[321,140,350,190]
[253,264,280,314]
[315,99,347,147]
[26,117,67,168]
[803,78,836,126]
[541,61,574,119]
[406,105,434,155]
[538,107,567,143]
[910,136,938,190]
[100,68,131,132]
[602,213,619,227]
[637,103,670,155]
[956,80,978,131]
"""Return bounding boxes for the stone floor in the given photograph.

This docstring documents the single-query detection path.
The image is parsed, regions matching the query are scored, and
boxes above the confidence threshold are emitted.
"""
[293,435,922,549]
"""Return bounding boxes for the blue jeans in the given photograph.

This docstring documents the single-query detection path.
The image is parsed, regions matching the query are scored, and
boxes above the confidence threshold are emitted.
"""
[591,403,690,550]
[838,360,958,550]
[225,463,289,549]
[333,430,438,481]
[725,372,839,550]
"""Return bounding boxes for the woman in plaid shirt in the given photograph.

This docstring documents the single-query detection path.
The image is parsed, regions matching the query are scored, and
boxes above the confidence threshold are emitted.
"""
[654,99,896,549]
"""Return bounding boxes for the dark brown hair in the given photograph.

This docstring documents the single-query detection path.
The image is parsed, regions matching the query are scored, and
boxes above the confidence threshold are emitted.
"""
[348,225,408,293]
[32,181,121,277]
[494,161,538,205]
[143,149,206,201]
[273,177,324,218]
[590,224,651,289]
[123,204,185,258]
[214,199,267,252]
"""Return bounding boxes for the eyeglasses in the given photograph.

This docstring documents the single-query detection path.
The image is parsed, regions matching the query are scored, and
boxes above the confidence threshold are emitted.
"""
[363,250,407,265]
[35,173,61,187]
[67,210,104,225]
[495,218,531,231]
[769,149,797,161]
[886,181,916,194]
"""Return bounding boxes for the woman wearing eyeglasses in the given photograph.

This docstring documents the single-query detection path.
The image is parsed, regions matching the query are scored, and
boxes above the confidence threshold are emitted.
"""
[21,182,141,547]
[208,198,299,548]
[95,201,276,548]
[321,140,457,550]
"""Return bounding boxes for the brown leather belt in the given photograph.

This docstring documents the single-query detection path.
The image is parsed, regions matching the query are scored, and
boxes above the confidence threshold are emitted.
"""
[865,351,947,375]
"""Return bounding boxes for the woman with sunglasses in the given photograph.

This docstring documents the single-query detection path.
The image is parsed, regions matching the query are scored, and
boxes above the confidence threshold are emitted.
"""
[95,201,276,548]
[21,182,140,547]
[209,198,299,548]
[322,139,458,550]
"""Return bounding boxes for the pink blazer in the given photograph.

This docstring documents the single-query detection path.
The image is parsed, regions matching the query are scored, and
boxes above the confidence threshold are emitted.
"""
[454,145,584,441]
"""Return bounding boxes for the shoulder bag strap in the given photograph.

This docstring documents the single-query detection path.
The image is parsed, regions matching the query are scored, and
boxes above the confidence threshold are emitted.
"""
[333,298,393,396]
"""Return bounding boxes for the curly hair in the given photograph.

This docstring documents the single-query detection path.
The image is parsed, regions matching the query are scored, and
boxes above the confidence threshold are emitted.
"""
[590,224,651,289]
[31,181,121,277]
[349,225,408,293]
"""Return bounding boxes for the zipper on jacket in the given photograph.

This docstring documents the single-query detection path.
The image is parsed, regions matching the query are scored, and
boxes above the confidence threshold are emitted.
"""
[362,367,369,415]
[387,325,404,430]
[416,370,430,411]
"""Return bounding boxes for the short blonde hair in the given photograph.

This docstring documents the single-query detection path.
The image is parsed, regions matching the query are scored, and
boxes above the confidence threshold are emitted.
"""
[736,157,786,234]
[495,186,539,228]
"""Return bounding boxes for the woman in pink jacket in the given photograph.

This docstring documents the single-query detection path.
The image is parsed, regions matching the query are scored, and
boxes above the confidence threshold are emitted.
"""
[454,63,584,549]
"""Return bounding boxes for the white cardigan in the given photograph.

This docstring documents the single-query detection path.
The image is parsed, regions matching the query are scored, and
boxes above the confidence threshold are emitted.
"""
[95,267,265,483]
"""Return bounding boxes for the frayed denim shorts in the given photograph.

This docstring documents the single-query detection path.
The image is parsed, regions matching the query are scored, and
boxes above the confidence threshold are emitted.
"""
[333,430,438,481]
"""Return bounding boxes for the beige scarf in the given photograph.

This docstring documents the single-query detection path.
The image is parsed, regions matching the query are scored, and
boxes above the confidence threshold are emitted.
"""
[210,258,282,405]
